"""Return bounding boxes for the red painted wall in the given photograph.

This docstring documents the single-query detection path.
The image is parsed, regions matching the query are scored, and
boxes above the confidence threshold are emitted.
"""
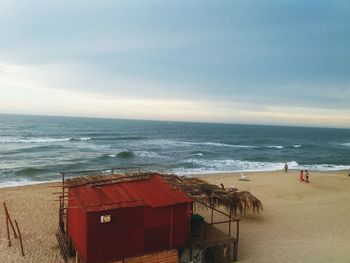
[86,207,144,263]
[172,203,191,247]
[74,204,191,263]
[68,195,87,261]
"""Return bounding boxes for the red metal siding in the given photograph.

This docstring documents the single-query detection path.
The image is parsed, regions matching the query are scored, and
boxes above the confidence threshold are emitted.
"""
[82,204,191,263]
[69,175,192,212]
[68,194,87,261]
[143,206,170,228]
[143,206,171,253]
[144,225,170,252]
[86,207,145,263]
[67,175,193,263]
[172,203,191,247]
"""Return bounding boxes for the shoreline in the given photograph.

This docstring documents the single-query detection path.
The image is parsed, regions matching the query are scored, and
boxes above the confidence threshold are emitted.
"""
[0,168,349,189]
[1,170,350,262]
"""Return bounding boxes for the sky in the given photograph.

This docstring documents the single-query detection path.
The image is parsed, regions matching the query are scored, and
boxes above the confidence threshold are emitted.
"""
[0,0,349,128]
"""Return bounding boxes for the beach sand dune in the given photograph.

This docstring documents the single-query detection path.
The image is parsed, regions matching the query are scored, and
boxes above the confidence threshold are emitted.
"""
[0,170,350,262]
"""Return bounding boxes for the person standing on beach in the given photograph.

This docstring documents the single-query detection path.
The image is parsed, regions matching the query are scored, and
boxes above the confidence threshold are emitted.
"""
[284,163,288,173]
[299,170,304,182]
[305,170,309,183]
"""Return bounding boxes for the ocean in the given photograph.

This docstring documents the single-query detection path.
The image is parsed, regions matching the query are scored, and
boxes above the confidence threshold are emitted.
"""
[0,114,350,187]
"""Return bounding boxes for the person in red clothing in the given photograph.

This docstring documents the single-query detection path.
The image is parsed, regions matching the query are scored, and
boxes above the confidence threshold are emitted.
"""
[299,170,304,182]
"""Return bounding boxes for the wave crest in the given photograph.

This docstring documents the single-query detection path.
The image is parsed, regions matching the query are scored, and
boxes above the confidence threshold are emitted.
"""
[268,145,284,149]
[0,136,91,144]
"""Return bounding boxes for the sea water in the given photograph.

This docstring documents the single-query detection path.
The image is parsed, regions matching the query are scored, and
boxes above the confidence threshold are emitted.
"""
[0,114,350,187]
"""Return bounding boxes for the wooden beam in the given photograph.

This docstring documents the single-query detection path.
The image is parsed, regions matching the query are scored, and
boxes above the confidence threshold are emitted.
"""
[211,219,239,225]
[195,200,241,221]
[3,203,18,238]
[6,214,11,247]
[14,220,24,256]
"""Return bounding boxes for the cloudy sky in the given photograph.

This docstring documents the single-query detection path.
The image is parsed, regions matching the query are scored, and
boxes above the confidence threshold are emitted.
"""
[0,0,349,128]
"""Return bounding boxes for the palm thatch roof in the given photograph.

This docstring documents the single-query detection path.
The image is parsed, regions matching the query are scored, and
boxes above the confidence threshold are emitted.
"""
[149,173,263,215]
[63,170,263,215]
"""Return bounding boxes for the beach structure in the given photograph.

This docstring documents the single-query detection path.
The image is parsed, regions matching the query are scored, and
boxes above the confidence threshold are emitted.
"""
[56,168,262,263]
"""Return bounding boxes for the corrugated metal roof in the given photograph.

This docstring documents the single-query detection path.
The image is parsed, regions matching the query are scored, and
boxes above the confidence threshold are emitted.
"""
[69,175,193,212]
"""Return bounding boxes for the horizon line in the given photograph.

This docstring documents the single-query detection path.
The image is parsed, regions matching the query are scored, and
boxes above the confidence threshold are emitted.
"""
[1,112,349,130]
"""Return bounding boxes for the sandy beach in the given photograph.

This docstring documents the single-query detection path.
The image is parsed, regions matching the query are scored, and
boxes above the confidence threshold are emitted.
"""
[1,170,350,263]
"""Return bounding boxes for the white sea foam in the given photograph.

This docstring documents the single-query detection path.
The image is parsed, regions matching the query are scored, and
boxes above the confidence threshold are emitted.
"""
[200,142,256,148]
[340,142,350,147]
[293,145,302,148]
[74,143,110,151]
[134,151,163,158]
[0,137,70,143]
[184,159,299,173]
[298,164,350,171]
[172,159,349,175]
[75,137,91,141]
[141,139,256,149]
[268,145,284,149]
[0,179,58,188]
[0,136,91,144]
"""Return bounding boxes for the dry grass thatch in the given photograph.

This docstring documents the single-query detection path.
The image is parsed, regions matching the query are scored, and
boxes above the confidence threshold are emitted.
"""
[63,170,263,216]
[152,173,263,216]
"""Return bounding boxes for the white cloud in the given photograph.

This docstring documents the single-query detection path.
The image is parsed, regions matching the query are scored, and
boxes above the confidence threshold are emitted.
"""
[1,61,350,128]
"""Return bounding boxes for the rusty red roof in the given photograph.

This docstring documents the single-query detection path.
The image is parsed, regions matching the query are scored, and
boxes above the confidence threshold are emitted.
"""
[69,175,193,212]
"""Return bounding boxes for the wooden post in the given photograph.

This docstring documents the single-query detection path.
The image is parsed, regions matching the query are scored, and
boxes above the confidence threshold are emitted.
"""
[189,203,193,241]
[202,223,207,247]
[59,196,63,230]
[229,208,232,237]
[210,197,214,224]
[169,207,173,247]
[3,203,18,238]
[226,242,229,262]
[14,220,24,256]
[65,194,69,241]
[62,172,69,241]
[233,220,240,261]
[6,215,11,247]
[60,173,65,231]
[228,207,232,261]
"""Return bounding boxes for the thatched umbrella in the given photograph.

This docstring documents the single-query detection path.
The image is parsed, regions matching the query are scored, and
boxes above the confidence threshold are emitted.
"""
[151,173,263,216]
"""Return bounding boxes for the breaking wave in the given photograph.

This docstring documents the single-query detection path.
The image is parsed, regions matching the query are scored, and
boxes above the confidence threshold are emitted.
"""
[142,139,256,148]
[171,159,350,175]
[70,137,91,141]
[134,151,163,158]
[0,136,91,144]
[184,159,299,172]
[0,179,53,188]
[268,145,284,149]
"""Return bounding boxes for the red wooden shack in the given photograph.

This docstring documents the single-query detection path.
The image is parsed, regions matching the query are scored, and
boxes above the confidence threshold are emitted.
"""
[67,174,193,263]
